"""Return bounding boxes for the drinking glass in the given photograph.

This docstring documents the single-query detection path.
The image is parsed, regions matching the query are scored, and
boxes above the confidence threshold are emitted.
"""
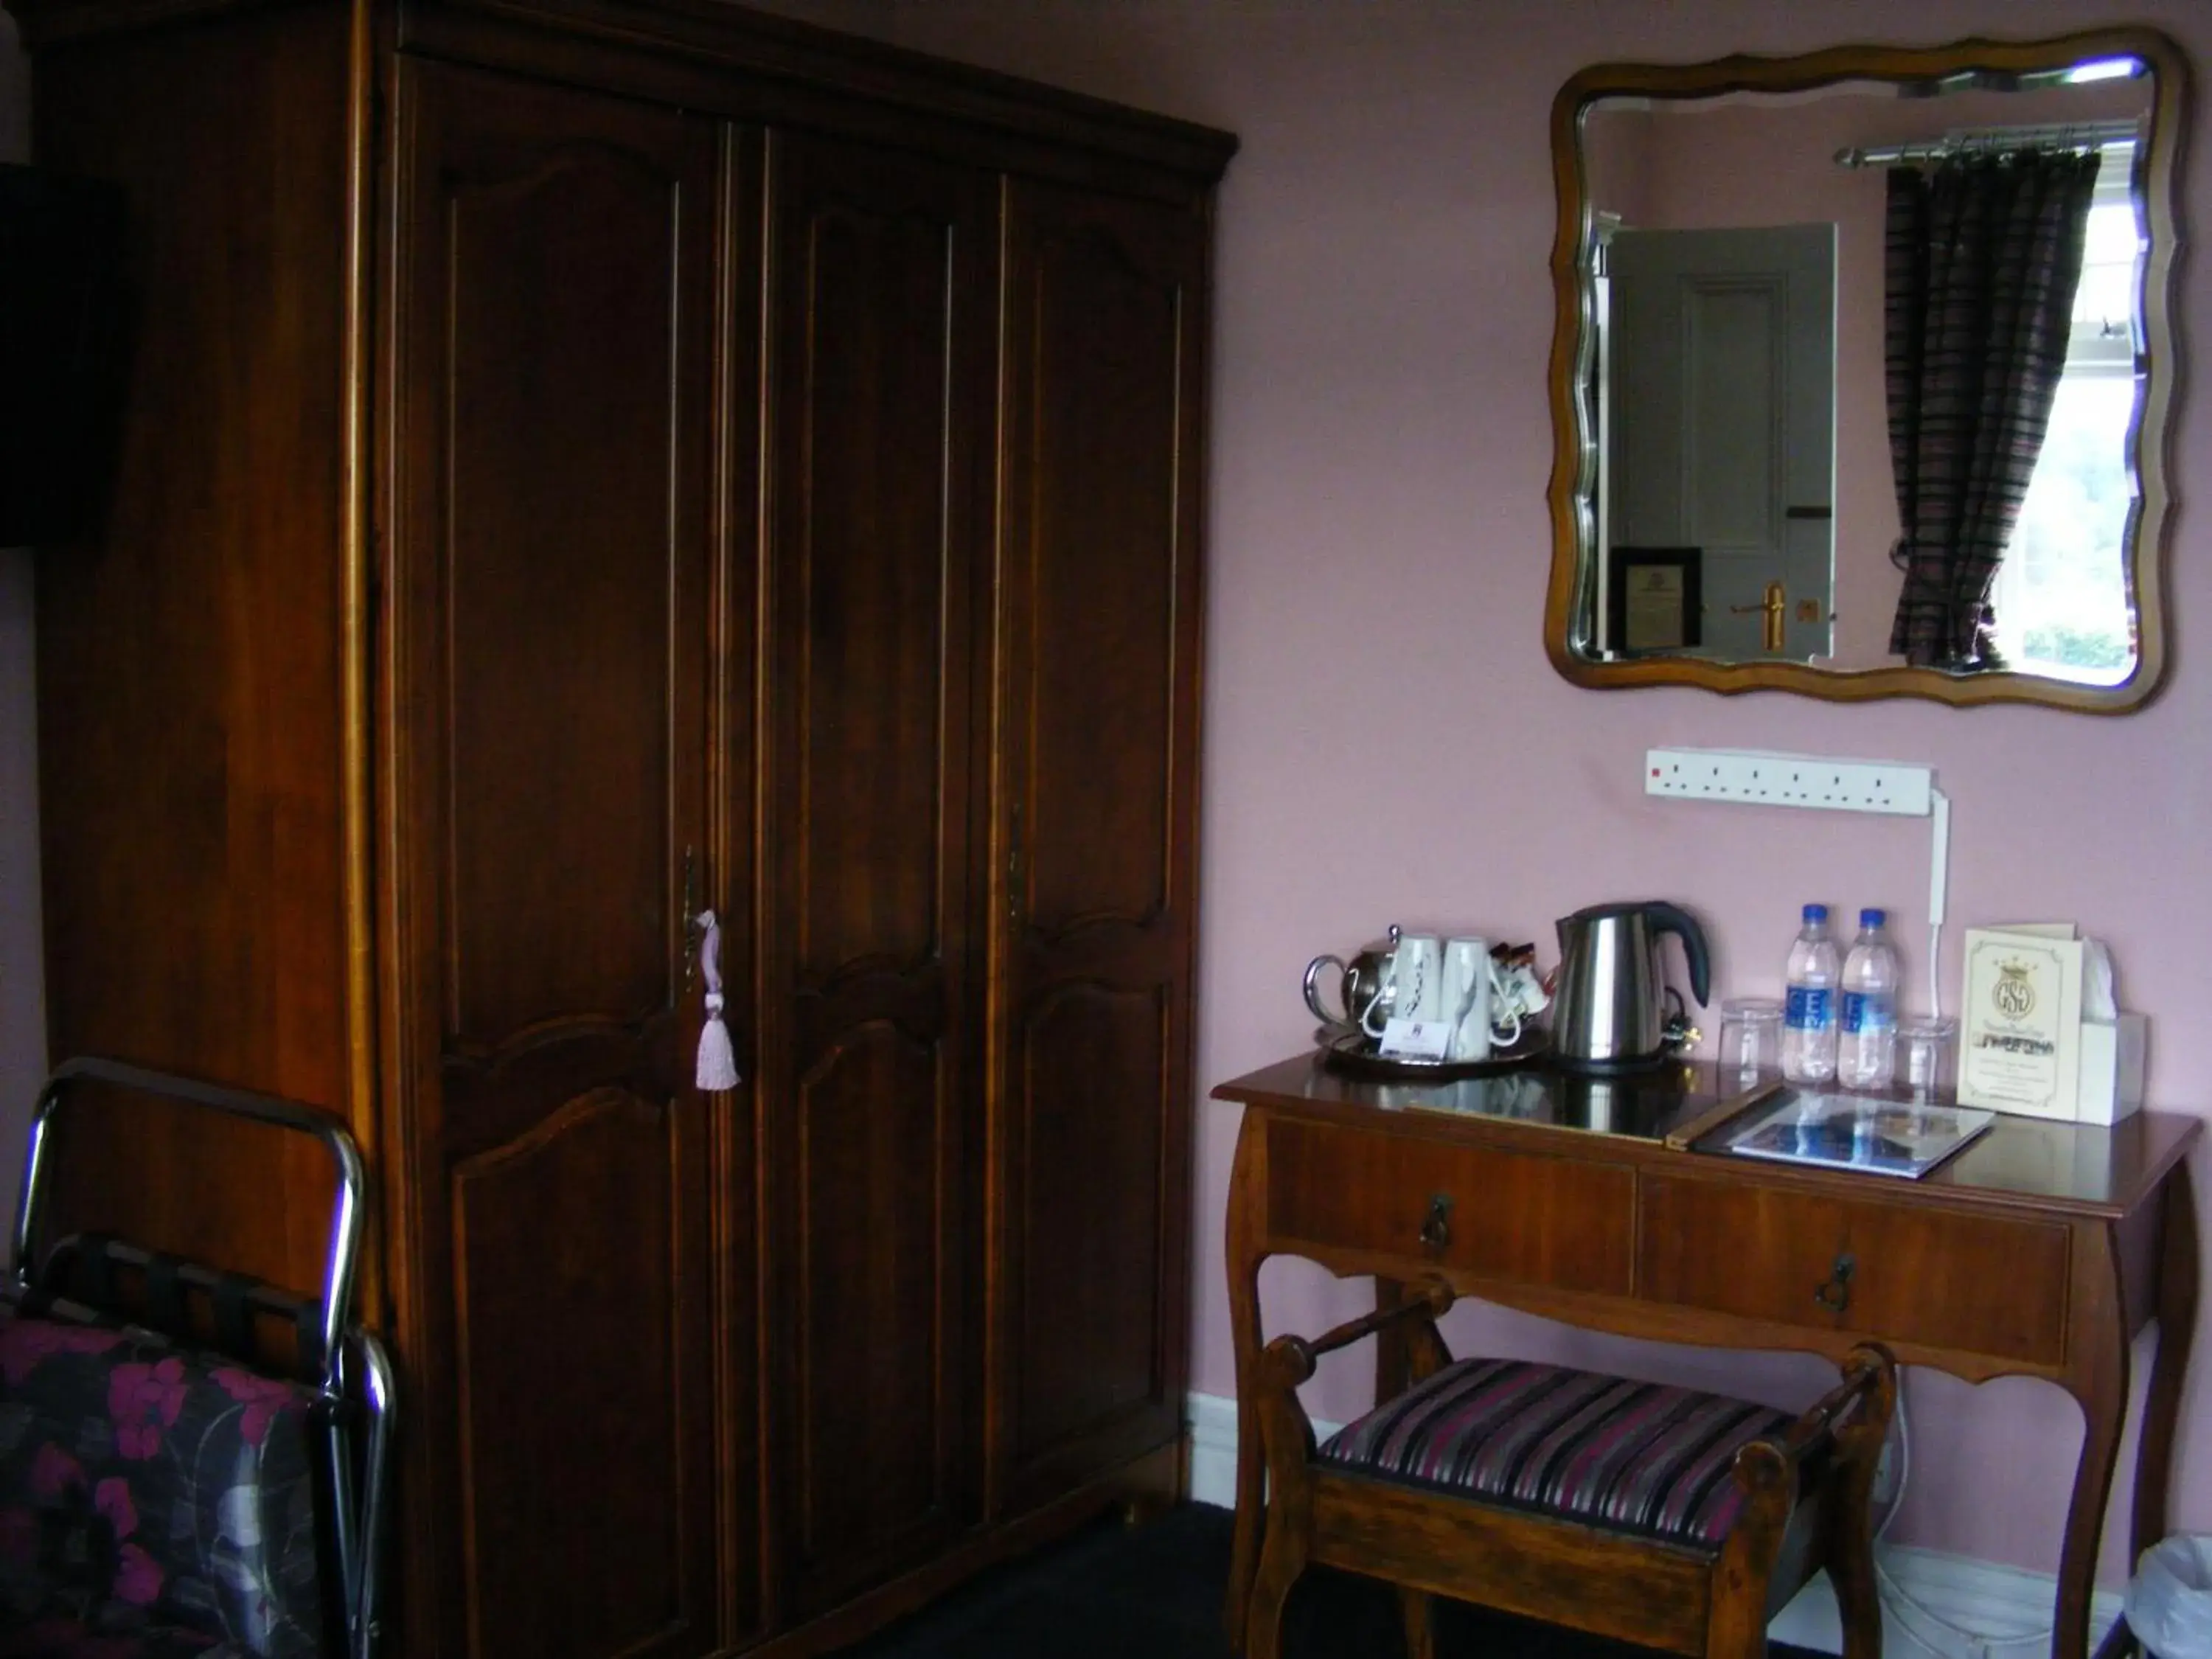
[1716,997,1784,1087]
[1897,1015,1958,1102]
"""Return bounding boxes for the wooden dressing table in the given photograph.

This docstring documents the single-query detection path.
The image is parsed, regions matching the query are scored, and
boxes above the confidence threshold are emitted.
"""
[1214,1055,2201,1659]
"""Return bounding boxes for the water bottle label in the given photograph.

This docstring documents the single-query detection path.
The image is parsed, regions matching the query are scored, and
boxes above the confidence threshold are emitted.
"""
[1785,986,1832,1031]
[1842,992,1895,1035]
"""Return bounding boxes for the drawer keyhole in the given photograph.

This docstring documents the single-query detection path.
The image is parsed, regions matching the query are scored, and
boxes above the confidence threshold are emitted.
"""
[1419,1193,1455,1252]
[1812,1251,1856,1315]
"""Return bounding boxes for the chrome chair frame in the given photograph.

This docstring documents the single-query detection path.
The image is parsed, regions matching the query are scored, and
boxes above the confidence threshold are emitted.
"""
[8,1056,395,1659]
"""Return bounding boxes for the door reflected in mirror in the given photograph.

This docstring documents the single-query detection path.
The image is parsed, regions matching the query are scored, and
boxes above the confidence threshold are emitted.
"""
[1545,31,2183,712]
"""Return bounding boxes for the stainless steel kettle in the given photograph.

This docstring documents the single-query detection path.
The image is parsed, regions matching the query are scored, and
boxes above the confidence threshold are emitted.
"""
[1551,901,1711,1073]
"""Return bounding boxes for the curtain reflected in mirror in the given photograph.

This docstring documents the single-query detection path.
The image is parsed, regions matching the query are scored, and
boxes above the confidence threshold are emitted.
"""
[1884,146,2105,676]
[1545,31,2182,712]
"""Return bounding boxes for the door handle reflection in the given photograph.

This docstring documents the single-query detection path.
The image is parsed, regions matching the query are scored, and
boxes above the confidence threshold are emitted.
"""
[1728,581,1787,653]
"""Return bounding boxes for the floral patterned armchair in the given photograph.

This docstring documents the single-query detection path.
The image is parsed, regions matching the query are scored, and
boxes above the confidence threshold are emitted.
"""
[0,1058,394,1659]
[0,1304,330,1658]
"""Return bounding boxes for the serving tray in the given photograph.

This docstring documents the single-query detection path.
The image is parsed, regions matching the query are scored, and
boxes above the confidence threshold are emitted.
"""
[1318,1027,1551,1082]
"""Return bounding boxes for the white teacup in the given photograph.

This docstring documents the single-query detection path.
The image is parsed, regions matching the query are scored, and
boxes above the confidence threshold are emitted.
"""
[1361,931,1444,1040]
[1441,936,1523,1061]
[1494,959,1550,1027]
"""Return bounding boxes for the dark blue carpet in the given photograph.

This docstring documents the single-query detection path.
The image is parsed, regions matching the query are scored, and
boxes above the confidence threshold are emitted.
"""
[834,1500,1824,1658]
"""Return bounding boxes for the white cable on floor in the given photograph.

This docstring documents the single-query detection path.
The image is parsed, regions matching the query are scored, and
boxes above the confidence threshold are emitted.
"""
[1873,1368,2056,1657]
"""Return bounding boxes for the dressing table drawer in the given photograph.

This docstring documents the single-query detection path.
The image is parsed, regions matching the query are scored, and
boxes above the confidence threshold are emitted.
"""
[1265,1118,1635,1295]
[1638,1173,2071,1365]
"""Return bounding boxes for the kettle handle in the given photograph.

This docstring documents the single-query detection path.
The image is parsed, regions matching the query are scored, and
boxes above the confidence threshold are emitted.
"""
[1644,902,1711,1008]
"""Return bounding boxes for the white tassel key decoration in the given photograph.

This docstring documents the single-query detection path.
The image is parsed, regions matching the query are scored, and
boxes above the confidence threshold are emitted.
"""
[695,908,741,1092]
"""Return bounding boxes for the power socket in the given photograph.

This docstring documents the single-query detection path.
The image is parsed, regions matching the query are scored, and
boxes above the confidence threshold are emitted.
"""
[1645,748,1934,817]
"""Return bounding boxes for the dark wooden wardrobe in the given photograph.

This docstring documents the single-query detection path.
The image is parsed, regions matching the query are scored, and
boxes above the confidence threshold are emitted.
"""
[11,0,1233,1649]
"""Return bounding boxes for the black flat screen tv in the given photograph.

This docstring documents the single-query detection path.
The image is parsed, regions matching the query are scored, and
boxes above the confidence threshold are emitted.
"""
[0,163,128,548]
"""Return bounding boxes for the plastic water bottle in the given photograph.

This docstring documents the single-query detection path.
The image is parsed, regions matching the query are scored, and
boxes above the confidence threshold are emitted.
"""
[1782,904,1840,1085]
[1838,908,1901,1091]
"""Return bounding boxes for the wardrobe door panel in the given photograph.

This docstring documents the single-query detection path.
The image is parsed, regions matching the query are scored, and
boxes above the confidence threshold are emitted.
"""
[794,1031,953,1541]
[757,131,995,1619]
[995,179,1207,1514]
[387,60,725,1659]
[1015,984,1170,1450]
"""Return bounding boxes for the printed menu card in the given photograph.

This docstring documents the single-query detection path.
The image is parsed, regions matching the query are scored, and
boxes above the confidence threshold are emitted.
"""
[1957,924,2084,1119]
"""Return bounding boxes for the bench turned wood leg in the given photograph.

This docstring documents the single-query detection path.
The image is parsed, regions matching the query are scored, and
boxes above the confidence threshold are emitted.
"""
[1709,1438,1793,1659]
[1703,1537,1773,1659]
[1251,1325,1331,1659]
[1248,1500,1307,1659]
[1826,1349,1896,1659]
[1829,1423,1887,1659]
[1399,1586,1436,1659]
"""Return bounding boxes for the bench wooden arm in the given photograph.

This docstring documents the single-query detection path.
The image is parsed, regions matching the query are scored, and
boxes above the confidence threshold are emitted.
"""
[1259,1279,1455,1390]
[1251,1280,1455,1506]
[1729,1341,1899,1512]
[1761,1342,1898,1475]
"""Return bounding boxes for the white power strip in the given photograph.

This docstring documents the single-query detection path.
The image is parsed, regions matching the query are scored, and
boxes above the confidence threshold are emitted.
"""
[1645,745,1952,1018]
[1645,747,1934,816]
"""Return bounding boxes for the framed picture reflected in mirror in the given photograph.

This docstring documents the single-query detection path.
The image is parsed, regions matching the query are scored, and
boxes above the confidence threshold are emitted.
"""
[1607,546,1702,656]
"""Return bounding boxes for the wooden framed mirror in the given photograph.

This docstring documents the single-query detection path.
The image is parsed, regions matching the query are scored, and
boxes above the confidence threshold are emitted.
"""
[1544,29,2185,711]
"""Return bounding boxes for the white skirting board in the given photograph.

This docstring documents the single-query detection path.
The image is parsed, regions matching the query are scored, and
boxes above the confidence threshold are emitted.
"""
[1186,1391,2123,1659]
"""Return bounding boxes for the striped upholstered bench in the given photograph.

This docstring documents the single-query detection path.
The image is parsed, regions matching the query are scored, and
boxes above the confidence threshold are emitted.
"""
[1244,1281,1895,1659]
[1318,1355,1799,1548]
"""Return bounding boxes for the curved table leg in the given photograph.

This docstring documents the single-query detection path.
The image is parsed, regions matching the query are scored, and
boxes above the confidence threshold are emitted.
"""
[2134,1168,2199,1568]
[1223,1109,1268,1652]
[2056,1222,2130,1659]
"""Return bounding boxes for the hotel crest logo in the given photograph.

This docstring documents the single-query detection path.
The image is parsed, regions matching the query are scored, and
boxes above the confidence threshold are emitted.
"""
[1990,959,2037,1021]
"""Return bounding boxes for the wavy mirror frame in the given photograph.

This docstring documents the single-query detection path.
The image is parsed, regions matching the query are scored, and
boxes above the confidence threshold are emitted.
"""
[1544,29,2188,712]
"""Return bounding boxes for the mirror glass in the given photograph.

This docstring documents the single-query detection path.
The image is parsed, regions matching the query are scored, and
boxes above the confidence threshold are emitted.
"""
[1545,32,2183,712]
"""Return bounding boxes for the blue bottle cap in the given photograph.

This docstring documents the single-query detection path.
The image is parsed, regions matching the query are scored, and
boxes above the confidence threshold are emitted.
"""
[1861,908,1886,927]
[1802,903,1828,922]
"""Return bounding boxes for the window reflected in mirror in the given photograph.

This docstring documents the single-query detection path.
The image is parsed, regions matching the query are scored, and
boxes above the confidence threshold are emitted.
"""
[1998,162,2142,683]
[1547,32,2181,712]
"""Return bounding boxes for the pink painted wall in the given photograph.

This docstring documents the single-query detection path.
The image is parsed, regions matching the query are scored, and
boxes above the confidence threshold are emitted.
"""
[755,0,2212,1582]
